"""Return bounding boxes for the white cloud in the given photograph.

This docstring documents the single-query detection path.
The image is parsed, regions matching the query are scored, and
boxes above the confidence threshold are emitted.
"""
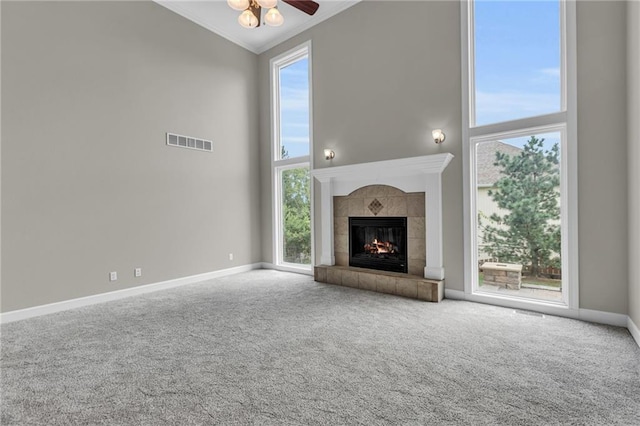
[282,137,310,145]
[283,122,310,129]
[475,90,560,125]
[280,88,309,111]
[539,67,561,78]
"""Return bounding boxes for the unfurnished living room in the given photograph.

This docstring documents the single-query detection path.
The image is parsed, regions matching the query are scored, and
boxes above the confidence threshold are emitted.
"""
[1,0,639,424]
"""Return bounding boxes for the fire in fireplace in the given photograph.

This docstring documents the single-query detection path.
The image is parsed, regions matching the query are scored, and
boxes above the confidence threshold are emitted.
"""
[349,217,408,273]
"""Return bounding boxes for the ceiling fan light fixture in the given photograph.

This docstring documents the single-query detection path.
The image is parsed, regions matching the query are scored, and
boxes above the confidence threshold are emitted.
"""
[230,0,318,29]
[265,7,284,27]
[257,0,278,9]
[228,0,250,12]
[238,9,259,28]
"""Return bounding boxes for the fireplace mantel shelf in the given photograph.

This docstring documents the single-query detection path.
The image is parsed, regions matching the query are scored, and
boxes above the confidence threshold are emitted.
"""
[310,153,454,281]
[311,153,453,183]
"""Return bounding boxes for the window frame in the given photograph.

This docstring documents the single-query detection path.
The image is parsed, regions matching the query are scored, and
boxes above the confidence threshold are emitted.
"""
[462,0,579,313]
[270,41,314,274]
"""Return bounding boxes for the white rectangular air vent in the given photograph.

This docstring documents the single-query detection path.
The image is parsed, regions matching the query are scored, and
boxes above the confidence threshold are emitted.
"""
[166,133,212,152]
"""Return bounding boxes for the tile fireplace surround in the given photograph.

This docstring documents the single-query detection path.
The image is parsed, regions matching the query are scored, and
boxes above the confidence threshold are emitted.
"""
[333,186,424,276]
[311,153,454,301]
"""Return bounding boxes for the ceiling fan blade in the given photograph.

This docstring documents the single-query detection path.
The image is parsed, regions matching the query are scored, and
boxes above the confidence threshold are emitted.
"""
[282,0,320,16]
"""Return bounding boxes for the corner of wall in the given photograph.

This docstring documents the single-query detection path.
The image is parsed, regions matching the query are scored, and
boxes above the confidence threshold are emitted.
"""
[0,0,4,312]
[628,0,640,332]
[629,316,640,348]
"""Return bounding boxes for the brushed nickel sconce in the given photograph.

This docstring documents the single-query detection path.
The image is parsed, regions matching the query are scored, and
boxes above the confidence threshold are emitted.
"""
[432,129,446,144]
[324,149,335,160]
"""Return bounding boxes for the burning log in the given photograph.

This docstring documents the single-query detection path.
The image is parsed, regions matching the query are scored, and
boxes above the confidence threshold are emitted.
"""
[364,238,397,254]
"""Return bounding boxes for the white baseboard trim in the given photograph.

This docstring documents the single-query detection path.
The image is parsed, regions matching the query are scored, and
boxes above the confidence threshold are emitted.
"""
[579,308,629,328]
[0,263,263,324]
[261,262,314,276]
[628,317,640,348]
[444,289,629,328]
[444,289,465,300]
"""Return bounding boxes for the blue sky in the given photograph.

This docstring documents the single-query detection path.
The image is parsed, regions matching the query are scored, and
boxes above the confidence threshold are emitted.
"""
[278,2,562,158]
[475,0,561,152]
[475,0,561,127]
[279,57,310,159]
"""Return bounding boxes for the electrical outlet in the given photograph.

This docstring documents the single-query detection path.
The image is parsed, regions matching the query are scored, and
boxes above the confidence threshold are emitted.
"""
[228,253,234,261]
[109,271,118,282]
[134,268,142,277]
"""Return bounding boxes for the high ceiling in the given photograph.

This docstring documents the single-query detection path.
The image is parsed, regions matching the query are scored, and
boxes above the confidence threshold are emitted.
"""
[155,0,360,54]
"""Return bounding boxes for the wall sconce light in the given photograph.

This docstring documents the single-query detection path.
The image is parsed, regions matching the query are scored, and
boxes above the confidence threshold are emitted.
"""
[324,149,335,160]
[432,129,446,144]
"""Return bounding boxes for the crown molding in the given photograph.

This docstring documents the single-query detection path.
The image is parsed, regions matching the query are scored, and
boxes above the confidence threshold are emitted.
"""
[156,1,258,53]
[255,1,360,54]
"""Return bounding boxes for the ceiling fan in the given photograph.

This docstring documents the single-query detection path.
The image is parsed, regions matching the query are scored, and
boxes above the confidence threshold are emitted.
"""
[228,0,320,29]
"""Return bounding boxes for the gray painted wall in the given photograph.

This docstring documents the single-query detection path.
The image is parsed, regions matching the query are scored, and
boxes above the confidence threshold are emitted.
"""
[576,1,628,314]
[259,1,631,315]
[628,0,640,328]
[1,1,261,312]
[258,1,464,289]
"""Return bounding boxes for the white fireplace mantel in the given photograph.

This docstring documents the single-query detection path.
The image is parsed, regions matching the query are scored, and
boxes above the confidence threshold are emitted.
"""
[311,153,454,280]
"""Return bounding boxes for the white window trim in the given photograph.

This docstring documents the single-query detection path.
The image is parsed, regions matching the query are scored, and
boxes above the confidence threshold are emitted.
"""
[270,41,314,274]
[274,162,313,273]
[461,0,579,313]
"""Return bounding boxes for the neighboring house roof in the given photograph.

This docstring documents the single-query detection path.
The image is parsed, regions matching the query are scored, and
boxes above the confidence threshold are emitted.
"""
[477,140,523,186]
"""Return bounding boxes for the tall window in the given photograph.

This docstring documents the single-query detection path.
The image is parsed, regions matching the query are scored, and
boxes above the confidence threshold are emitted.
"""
[464,1,577,308]
[473,1,562,126]
[271,42,312,271]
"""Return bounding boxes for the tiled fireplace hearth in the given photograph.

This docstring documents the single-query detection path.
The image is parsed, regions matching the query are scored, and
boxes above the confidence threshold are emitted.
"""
[311,153,454,302]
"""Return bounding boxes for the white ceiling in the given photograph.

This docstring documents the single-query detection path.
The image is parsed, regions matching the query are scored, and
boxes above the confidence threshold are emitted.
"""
[155,0,360,54]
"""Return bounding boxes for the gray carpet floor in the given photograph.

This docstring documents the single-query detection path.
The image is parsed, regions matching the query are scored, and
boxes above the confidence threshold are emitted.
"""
[1,270,639,425]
